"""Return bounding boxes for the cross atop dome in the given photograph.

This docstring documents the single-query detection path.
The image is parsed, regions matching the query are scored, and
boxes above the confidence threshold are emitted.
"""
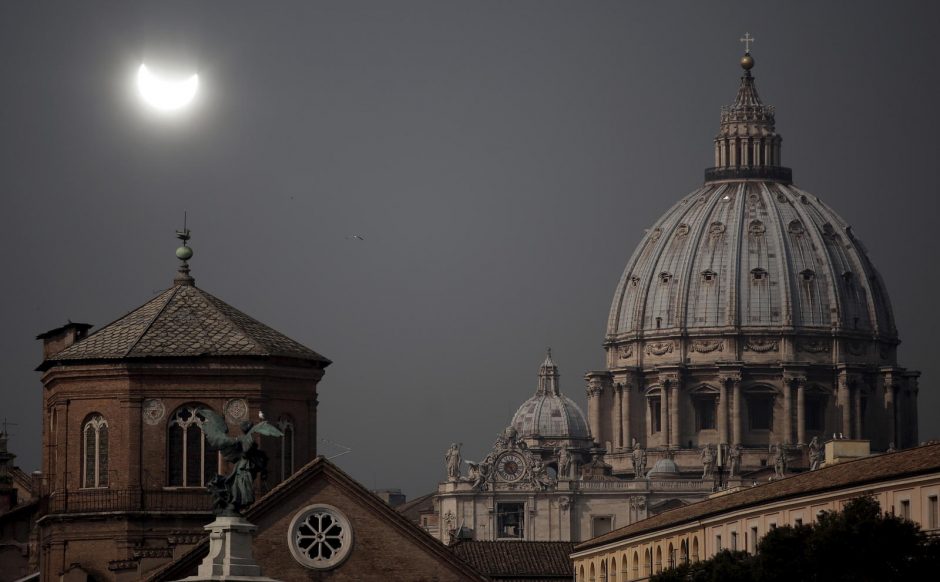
[739,32,755,53]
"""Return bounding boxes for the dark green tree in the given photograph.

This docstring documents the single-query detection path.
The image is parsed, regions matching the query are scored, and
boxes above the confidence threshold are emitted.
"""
[651,496,940,582]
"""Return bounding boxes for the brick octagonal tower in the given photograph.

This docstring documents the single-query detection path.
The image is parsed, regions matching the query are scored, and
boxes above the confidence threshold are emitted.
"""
[36,233,329,581]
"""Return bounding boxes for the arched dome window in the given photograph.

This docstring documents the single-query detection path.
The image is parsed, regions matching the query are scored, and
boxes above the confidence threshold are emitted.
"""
[167,404,217,487]
[691,385,719,431]
[278,415,295,481]
[746,387,776,431]
[82,414,109,488]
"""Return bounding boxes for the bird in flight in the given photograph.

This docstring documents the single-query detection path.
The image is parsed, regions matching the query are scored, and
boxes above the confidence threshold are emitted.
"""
[346,234,365,241]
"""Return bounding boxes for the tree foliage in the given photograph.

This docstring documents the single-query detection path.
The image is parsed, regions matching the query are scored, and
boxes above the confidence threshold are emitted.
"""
[650,496,940,582]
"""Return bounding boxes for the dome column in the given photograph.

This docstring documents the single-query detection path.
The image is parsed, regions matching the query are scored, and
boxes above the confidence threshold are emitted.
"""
[612,385,623,450]
[659,371,681,449]
[718,380,729,445]
[837,370,853,438]
[882,371,898,448]
[793,376,807,445]
[722,373,743,446]
[782,380,793,444]
[621,382,632,449]
[852,382,864,439]
[585,372,609,445]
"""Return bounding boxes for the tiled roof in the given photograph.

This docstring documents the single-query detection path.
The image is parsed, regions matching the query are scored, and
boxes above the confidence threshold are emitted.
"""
[576,443,940,552]
[451,541,576,579]
[46,284,329,365]
[145,457,487,582]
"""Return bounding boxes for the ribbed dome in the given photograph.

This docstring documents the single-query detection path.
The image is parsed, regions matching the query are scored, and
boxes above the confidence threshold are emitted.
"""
[607,58,896,352]
[646,458,681,480]
[607,182,896,340]
[510,350,591,441]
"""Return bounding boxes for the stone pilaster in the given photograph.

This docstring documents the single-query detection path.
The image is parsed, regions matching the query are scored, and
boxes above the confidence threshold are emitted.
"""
[612,385,623,450]
[621,382,632,448]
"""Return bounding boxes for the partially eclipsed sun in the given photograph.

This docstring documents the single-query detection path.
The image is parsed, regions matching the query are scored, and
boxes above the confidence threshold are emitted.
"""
[137,64,199,111]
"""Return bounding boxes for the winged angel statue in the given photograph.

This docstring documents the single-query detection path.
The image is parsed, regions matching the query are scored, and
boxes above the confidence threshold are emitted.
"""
[198,408,283,515]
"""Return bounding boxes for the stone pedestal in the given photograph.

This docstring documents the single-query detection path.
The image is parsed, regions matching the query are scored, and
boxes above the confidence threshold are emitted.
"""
[179,515,280,582]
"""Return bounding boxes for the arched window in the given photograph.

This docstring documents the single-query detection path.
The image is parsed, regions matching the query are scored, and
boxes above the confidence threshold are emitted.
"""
[609,557,616,582]
[167,405,216,487]
[644,548,652,577]
[632,551,640,579]
[589,562,596,582]
[655,546,663,573]
[82,415,109,488]
[579,565,585,582]
[600,560,607,582]
[692,536,700,562]
[667,542,675,569]
[278,416,295,481]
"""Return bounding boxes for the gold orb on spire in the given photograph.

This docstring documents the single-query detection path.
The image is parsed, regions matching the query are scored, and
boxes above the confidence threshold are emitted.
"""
[740,54,754,70]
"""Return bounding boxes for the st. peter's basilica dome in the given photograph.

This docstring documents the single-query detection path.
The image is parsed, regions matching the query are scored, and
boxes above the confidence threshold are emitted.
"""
[583,52,919,477]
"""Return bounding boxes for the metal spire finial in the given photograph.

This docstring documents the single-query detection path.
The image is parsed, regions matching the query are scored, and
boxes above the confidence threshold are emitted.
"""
[739,32,755,54]
[174,212,195,286]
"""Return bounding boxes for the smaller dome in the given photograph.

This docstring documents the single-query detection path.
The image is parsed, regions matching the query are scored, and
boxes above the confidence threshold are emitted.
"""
[509,350,591,442]
[647,458,682,480]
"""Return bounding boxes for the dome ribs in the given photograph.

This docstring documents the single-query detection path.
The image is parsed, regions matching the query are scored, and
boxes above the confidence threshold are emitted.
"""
[686,184,737,329]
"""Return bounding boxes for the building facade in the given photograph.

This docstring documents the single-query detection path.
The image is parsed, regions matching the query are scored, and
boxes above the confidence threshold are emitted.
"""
[586,50,920,479]
[433,352,714,544]
[35,238,330,580]
[571,442,940,581]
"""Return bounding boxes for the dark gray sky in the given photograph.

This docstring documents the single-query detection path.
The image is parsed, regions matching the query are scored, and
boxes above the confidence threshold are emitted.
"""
[2,1,938,497]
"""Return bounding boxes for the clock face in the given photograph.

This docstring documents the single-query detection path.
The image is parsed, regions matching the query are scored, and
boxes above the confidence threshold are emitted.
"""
[495,453,526,482]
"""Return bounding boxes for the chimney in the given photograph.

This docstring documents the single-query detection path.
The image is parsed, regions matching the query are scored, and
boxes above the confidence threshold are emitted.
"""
[36,322,93,360]
[823,438,871,467]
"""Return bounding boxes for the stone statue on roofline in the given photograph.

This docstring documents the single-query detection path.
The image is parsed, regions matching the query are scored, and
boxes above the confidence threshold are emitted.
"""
[808,436,822,471]
[631,442,647,478]
[446,443,462,481]
[198,408,283,516]
[556,445,572,480]
[701,444,716,479]
[729,443,742,477]
[770,442,788,479]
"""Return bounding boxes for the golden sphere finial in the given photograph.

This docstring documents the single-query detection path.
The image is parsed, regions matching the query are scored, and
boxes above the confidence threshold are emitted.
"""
[740,54,754,70]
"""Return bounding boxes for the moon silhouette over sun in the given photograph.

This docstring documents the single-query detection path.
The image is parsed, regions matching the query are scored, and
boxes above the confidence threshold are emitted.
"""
[136,64,199,112]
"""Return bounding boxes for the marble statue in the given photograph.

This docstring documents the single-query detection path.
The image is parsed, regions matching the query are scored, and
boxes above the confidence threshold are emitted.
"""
[556,445,572,480]
[631,442,647,478]
[701,444,715,479]
[729,444,742,477]
[808,436,822,471]
[770,442,788,479]
[446,443,462,481]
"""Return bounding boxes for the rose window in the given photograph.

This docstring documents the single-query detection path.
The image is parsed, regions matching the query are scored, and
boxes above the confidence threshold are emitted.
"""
[288,504,353,569]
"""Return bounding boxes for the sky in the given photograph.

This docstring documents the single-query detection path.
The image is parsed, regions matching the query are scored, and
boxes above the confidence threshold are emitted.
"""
[1,1,938,498]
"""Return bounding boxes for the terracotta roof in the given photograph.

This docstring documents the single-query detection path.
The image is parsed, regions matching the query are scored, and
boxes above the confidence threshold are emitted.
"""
[144,457,487,581]
[576,443,940,552]
[44,284,330,366]
[450,541,575,580]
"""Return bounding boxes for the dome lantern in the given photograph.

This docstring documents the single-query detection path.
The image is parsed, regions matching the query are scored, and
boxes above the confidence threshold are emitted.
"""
[705,47,792,185]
